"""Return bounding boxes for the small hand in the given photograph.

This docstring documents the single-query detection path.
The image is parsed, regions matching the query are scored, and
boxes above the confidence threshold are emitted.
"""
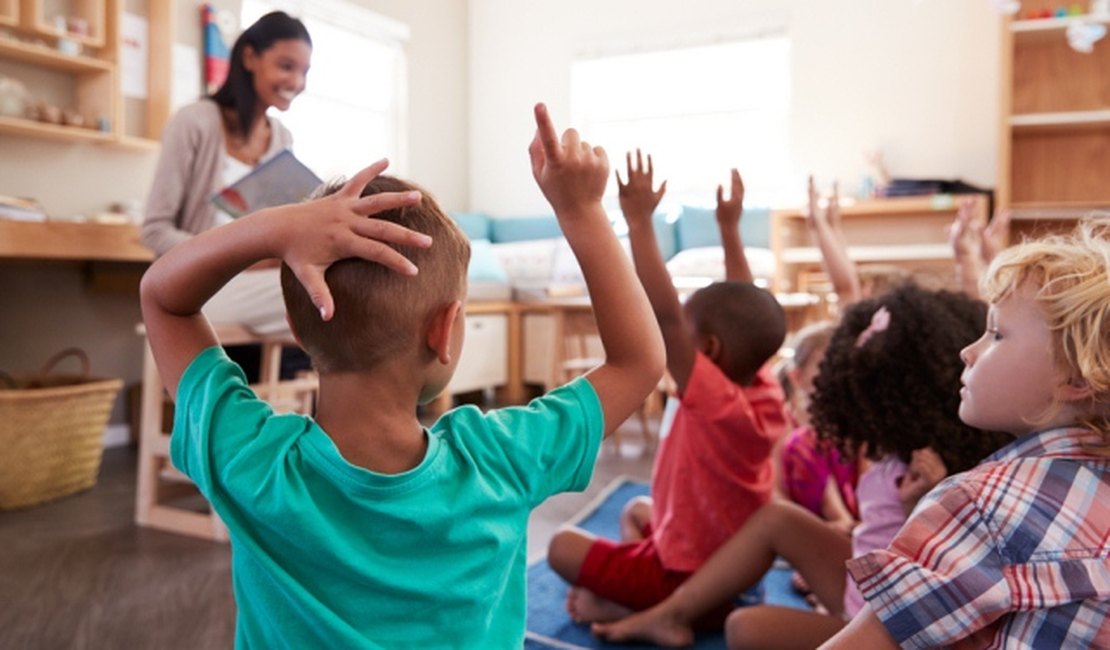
[715,168,744,229]
[616,148,666,227]
[805,175,824,230]
[280,160,430,321]
[529,103,609,219]
[946,197,982,262]
[898,447,948,513]
[828,180,841,228]
[981,208,1012,263]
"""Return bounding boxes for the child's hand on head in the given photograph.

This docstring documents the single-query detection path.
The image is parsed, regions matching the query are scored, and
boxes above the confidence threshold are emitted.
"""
[616,149,667,227]
[714,168,743,229]
[528,103,609,219]
[278,159,431,321]
[898,447,948,515]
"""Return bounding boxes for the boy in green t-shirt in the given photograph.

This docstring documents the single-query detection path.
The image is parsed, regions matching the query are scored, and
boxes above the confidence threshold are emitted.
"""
[139,103,664,649]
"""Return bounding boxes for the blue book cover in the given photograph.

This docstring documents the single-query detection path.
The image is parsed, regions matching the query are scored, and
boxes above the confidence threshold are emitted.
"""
[212,149,323,218]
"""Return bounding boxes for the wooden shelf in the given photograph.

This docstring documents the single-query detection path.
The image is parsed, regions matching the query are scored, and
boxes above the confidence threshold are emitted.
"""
[782,244,952,265]
[1011,15,1110,41]
[0,114,114,142]
[0,219,151,263]
[0,36,111,72]
[1010,109,1110,132]
[1010,201,1110,220]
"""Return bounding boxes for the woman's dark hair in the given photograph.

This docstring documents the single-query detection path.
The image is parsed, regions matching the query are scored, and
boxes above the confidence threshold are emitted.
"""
[210,11,311,138]
[810,283,1010,473]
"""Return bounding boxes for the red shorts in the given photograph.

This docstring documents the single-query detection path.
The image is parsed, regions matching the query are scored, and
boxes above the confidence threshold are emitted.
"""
[576,532,732,628]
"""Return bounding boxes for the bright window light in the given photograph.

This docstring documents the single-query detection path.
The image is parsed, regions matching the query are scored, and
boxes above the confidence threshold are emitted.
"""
[241,0,409,182]
[571,36,792,215]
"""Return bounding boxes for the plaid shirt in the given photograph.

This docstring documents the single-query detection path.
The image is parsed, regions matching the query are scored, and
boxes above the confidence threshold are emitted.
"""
[846,427,1110,649]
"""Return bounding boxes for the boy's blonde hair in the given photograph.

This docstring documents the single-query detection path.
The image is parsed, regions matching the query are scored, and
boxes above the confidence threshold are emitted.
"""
[281,175,471,374]
[980,220,1110,436]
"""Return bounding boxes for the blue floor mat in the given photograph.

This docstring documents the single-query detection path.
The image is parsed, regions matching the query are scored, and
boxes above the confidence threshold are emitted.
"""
[525,478,811,649]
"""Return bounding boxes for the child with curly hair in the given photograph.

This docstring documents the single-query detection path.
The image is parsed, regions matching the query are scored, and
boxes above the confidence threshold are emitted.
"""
[824,221,1110,649]
[592,283,1011,648]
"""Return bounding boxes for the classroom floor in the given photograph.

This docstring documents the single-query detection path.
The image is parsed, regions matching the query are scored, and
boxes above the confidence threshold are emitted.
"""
[0,415,658,650]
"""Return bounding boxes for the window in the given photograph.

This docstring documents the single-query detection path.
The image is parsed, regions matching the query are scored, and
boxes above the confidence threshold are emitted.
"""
[571,35,792,213]
[241,0,408,181]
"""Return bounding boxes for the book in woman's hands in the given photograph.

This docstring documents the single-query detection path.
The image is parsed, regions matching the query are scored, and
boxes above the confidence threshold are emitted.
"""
[211,149,323,218]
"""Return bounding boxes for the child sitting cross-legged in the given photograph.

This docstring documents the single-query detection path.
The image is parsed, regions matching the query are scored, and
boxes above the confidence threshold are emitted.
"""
[824,221,1110,649]
[138,103,665,648]
[547,152,789,627]
[591,283,1012,648]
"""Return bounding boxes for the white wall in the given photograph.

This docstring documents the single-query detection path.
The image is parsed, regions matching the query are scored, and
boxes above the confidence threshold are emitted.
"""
[469,0,1001,216]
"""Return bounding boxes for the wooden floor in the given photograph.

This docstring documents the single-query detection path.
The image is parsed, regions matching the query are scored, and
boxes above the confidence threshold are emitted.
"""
[0,418,656,649]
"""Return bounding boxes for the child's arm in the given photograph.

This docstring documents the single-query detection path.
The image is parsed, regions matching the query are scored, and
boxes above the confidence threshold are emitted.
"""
[947,197,986,298]
[615,149,697,392]
[897,447,947,518]
[818,605,900,649]
[529,105,665,436]
[715,168,753,282]
[980,207,1012,264]
[140,160,429,397]
[807,177,861,306]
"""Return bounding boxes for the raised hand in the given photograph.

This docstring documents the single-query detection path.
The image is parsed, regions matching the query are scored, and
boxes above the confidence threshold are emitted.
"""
[616,149,666,227]
[715,168,744,229]
[980,208,1012,263]
[946,197,982,263]
[528,103,609,219]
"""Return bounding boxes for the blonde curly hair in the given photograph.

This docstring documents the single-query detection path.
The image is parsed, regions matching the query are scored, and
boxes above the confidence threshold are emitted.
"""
[980,220,1110,437]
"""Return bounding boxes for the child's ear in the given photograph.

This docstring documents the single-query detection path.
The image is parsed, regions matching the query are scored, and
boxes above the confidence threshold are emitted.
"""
[701,334,723,363]
[1057,375,1095,403]
[426,300,463,365]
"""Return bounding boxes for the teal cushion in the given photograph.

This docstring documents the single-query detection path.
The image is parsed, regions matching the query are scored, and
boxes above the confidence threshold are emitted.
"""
[467,239,509,283]
[450,212,491,241]
[489,215,562,243]
[676,205,771,251]
[652,212,679,260]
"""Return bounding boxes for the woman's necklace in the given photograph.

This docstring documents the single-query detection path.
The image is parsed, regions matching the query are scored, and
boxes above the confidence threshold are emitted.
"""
[227,118,271,166]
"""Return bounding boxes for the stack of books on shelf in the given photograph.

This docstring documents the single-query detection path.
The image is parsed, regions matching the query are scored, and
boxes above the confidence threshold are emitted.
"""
[0,194,46,222]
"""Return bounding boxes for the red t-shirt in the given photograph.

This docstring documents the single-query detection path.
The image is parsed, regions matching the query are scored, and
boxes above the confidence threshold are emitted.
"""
[650,352,787,572]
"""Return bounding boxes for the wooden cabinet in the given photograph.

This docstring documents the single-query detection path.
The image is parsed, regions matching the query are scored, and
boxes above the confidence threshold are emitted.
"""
[998,4,1110,240]
[0,0,170,148]
[770,194,988,296]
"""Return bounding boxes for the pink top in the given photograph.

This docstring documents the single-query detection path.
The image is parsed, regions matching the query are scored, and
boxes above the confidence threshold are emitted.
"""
[650,353,787,572]
[842,455,907,617]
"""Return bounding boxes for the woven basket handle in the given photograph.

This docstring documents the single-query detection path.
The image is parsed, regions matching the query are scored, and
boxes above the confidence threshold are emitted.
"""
[38,348,91,379]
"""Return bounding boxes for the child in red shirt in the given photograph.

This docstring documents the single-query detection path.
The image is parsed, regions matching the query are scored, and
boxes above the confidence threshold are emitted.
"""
[547,153,788,624]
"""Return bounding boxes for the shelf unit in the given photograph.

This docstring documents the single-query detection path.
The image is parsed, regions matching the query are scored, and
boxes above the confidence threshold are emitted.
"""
[998,5,1110,241]
[0,0,171,148]
[770,194,988,295]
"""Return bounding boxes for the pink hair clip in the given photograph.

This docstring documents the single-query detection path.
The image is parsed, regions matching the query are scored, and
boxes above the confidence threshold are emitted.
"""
[855,306,891,348]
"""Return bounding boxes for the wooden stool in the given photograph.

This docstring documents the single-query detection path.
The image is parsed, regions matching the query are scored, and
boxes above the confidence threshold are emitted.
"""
[551,305,659,456]
[134,323,318,541]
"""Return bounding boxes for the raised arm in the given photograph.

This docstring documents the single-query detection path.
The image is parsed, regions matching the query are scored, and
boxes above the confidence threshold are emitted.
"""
[716,168,753,283]
[947,197,986,299]
[616,149,697,392]
[807,177,861,306]
[529,106,665,436]
[140,160,428,397]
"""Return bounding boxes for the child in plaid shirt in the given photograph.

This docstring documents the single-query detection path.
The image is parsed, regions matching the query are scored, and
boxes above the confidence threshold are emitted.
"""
[825,221,1110,649]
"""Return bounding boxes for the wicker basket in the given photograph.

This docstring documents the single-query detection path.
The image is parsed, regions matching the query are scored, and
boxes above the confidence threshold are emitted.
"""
[0,349,123,510]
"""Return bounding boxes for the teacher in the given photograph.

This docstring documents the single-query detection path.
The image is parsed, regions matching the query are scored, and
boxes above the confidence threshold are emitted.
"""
[141,11,312,376]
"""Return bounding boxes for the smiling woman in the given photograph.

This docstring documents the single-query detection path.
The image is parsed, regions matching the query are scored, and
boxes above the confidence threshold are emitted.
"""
[139,11,315,380]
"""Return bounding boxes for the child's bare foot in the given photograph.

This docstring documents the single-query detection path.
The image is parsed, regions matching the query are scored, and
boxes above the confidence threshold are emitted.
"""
[565,587,633,623]
[591,608,695,647]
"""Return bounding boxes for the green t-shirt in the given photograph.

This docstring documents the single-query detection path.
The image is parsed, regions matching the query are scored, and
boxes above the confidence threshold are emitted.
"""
[171,347,603,649]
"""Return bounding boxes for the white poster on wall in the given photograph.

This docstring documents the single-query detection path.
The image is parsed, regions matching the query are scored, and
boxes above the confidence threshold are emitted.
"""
[172,44,202,111]
[120,12,149,99]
